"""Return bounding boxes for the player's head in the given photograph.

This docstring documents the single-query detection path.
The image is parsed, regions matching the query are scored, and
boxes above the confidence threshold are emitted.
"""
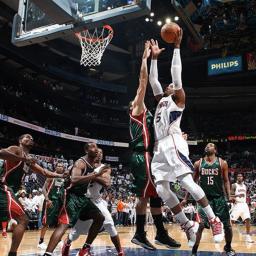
[236,173,244,183]
[95,148,103,163]
[18,134,34,149]
[55,162,65,174]
[204,143,217,156]
[84,142,98,158]
[163,83,175,97]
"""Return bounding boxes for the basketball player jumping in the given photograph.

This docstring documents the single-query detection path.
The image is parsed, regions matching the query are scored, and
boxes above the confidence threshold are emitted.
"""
[38,162,66,250]
[182,143,236,256]
[62,148,124,256]
[230,173,254,243]
[43,142,108,256]
[0,134,67,256]
[149,30,224,246]
[129,41,180,250]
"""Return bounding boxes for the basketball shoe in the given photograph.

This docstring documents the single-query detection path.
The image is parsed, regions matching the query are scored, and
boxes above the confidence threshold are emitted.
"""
[209,217,224,243]
[76,245,92,256]
[131,232,156,250]
[181,221,199,247]
[155,230,181,248]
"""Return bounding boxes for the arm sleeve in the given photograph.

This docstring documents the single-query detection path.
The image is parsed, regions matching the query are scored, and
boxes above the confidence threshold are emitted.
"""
[171,48,182,90]
[149,59,163,96]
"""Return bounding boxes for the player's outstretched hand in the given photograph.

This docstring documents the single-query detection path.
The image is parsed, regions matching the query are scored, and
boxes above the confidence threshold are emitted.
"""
[174,28,183,48]
[150,39,165,59]
[142,40,151,60]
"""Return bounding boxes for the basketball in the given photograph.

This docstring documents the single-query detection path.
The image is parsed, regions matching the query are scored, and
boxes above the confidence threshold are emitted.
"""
[161,22,180,43]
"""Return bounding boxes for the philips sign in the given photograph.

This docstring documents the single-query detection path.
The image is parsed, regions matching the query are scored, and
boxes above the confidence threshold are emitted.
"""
[208,56,242,76]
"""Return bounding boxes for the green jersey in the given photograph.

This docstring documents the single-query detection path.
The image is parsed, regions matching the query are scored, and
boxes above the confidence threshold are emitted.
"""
[67,157,94,196]
[199,157,224,198]
[129,109,154,154]
[47,177,65,200]
[0,159,25,194]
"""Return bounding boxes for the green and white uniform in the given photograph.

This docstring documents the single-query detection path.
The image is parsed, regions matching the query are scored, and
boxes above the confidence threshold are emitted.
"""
[58,157,100,227]
[197,157,230,229]
[129,109,157,198]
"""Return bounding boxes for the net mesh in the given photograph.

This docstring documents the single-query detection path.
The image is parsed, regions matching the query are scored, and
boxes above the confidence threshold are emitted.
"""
[76,25,113,67]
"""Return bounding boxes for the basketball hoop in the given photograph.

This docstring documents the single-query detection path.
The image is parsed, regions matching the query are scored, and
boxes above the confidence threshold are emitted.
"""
[75,25,113,67]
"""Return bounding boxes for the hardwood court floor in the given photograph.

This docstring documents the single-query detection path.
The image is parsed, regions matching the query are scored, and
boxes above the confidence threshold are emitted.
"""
[0,224,255,255]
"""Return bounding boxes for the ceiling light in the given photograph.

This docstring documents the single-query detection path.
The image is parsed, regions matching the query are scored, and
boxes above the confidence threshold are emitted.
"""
[145,17,149,22]
[174,16,179,21]
[157,20,162,26]
[150,12,155,17]
[165,18,171,24]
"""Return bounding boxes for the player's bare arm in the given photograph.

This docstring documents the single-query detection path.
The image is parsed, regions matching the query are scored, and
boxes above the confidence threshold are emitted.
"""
[149,39,165,102]
[172,28,185,108]
[42,178,53,208]
[30,163,67,179]
[94,167,112,188]
[71,160,108,185]
[0,146,35,163]
[221,159,231,200]
[132,41,151,116]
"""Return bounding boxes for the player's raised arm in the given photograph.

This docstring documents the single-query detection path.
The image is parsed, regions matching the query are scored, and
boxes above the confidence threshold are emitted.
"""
[131,41,151,116]
[171,29,185,108]
[149,39,165,102]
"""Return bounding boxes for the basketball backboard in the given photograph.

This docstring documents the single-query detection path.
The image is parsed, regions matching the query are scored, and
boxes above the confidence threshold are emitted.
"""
[12,0,151,47]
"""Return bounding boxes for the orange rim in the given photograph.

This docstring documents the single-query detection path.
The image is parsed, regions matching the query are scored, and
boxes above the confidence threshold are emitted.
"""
[75,25,114,43]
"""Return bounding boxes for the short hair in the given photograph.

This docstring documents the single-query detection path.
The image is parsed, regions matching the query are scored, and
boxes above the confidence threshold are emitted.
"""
[18,134,31,143]
[237,172,244,177]
[84,142,94,153]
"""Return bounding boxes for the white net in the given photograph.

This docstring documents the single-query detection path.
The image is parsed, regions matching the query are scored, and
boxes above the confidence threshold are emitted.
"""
[76,25,113,67]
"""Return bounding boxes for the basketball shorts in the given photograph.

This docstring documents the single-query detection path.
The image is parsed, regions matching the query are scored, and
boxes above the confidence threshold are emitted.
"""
[42,197,63,227]
[69,197,115,241]
[152,134,193,183]
[198,196,231,229]
[0,185,26,222]
[130,151,158,198]
[58,191,100,227]
[230,202,251,221]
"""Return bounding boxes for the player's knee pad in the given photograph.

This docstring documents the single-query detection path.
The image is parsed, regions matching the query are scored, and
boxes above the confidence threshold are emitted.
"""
[150,197,162,208]
[178,174,205,201]
[156,181,179,208]
[104,222,117,237]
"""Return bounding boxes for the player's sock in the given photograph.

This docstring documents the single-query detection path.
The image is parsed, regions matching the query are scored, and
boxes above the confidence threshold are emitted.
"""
[136,214,146,235]
[8,252,17,256]
[202,205,215,220]
[39,238,44,244]
[192,244,199,254]
[174,211,190,225]
[152,214,166,234]
[43,253,53,256]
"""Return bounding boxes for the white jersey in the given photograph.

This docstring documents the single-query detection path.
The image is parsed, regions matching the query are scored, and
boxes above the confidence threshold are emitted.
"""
[234,182,247,203]
[86,164,104,200]
[154,94,184,141]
